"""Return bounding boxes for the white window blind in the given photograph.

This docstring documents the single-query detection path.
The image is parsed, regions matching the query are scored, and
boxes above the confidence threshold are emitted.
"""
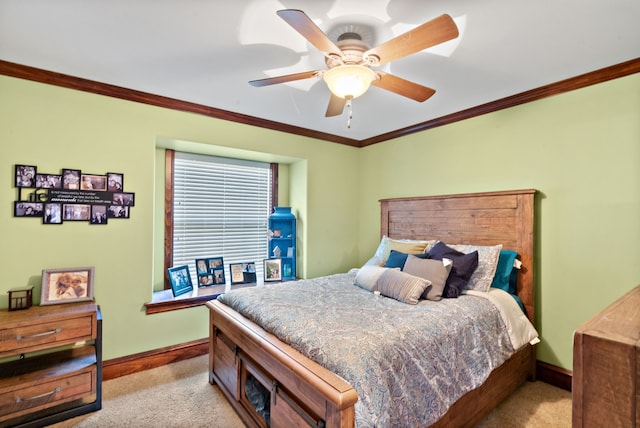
[173,152,272,285]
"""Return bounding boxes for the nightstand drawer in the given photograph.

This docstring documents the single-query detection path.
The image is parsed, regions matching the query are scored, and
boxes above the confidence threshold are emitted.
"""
[0,315,95,356]
[0,369,96,422]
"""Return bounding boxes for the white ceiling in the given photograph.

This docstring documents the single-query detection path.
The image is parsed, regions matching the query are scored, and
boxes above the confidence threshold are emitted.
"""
[1,0,639,142]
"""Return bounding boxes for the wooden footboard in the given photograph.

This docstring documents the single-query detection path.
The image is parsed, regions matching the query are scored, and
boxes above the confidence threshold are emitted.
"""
[207,299,358,428]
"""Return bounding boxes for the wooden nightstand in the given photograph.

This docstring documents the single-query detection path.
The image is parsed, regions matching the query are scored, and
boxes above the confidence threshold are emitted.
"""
[0,302,102,427]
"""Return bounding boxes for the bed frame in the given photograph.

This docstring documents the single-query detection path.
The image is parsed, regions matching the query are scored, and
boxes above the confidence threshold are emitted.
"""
[207,189,537,428]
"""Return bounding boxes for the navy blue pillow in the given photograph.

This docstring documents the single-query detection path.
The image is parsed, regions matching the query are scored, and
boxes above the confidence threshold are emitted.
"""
[426,241,478,298]
[384,250,428,269]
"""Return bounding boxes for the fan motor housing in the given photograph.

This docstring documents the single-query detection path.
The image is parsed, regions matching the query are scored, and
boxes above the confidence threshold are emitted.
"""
[325,34,371,68]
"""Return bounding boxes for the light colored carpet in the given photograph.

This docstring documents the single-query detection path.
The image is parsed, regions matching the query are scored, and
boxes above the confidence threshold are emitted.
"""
[50,355,571,427]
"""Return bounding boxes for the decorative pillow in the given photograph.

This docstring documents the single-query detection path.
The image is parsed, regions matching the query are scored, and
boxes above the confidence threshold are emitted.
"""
[426,241,478,298]
[403,255,453,301]
[491,250,519,294]
[375,269,431,305]
[450,243,503,292]
[374,236,437,263]
[355,265,389,292]
[384,250,428,269]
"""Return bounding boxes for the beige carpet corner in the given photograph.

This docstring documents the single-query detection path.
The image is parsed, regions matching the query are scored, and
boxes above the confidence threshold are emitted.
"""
[50,355,571,427]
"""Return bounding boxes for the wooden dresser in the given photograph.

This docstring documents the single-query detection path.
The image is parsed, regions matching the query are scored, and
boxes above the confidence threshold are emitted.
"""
[0,302,102,427]
[573,285,640,427]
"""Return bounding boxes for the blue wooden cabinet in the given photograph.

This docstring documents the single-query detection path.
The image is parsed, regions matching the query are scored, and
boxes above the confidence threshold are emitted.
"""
[268,207,296,280]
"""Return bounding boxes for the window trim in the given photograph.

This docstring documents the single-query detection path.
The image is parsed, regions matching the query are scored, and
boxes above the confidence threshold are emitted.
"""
[146,149,278,314]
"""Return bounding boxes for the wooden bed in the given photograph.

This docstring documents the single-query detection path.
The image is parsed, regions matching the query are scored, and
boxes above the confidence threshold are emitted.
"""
[207,189,537,428]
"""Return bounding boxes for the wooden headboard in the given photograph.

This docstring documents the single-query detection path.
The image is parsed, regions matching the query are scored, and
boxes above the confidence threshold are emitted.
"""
[379,189,536,323]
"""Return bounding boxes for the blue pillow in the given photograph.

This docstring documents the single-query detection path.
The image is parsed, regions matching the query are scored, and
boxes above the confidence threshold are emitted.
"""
[491,250,518,294]
[384,250,428,269]
[427,241,478,298]
[490,250,525,311]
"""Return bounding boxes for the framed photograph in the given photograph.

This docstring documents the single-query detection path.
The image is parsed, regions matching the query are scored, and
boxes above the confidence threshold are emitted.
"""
[112,192,135,206]
[36,173,62,189]
[63,204,91,221]
[264,258,282,282]
[41,267,95,305]
[81,174,107,191]
[14,202,43,217]
[212,267,225,285]
[15,164,37,188]
[108,205,129,218]
[62,168,81,189]
[90,205,108,224]
[195,258,209,274]
[168,265,193,297]
[107,172,124,192]
[230,262,256,285]
[208,257,224,271]
[43,202,62,224]
[198,273,214,287]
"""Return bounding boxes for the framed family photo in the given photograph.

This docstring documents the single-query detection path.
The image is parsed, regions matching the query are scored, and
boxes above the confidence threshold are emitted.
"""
[107,172,124,191]
[41,266,95,305]
[81,174,107,191]
[15,164,37,188]
[212,267,225,285]
[62,168,81,189]
[198,273,214,287]
[168,265,193,297]
[264,258,282,282]
[230,262,256,285]
[14,202,43,217]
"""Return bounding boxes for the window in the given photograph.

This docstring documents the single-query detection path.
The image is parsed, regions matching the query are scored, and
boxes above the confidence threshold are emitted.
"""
[166,150,274,288]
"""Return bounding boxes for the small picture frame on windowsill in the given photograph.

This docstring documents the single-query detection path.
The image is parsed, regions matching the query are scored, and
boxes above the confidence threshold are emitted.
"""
[230,262,256,285]
[168,265,193,297]
[264,258,282,282]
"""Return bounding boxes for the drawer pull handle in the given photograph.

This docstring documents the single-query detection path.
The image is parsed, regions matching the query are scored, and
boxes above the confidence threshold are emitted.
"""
[16,386,61,403]
[16,328,62,340]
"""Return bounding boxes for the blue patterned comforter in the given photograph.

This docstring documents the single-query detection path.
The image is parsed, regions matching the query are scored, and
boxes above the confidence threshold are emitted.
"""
[218,270,515,427]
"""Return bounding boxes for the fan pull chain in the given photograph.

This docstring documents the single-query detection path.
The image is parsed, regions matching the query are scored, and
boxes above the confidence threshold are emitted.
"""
[346,98,353,128]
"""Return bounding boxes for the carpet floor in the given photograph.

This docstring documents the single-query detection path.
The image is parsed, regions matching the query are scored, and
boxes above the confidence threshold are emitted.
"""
[49,355,571,427]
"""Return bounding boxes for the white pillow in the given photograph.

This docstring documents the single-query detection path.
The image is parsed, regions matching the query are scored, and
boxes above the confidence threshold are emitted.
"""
[355,265,388,291]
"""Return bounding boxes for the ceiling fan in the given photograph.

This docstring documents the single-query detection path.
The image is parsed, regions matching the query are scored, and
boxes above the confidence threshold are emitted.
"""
[249,9,459,120]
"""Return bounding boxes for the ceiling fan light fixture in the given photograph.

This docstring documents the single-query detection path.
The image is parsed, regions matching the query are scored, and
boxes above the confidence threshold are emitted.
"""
[323,65,376,99]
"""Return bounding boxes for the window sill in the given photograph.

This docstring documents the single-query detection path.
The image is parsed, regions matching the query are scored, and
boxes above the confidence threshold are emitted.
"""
[144,283,256,315]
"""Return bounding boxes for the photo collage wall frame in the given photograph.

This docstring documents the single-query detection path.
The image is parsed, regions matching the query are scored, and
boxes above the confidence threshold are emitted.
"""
[14,164,134,225]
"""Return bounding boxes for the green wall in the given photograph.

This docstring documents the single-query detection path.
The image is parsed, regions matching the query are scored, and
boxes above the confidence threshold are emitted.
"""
[358,73,640,369]
[1,72,638,371]
[0,75,359,360]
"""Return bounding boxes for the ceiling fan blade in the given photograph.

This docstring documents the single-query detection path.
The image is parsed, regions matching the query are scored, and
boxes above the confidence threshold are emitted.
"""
[325,93,346,117]
[372,72,436,102]
[277,9,343,56]
[364,14,459,66]
[249,71,319,87]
